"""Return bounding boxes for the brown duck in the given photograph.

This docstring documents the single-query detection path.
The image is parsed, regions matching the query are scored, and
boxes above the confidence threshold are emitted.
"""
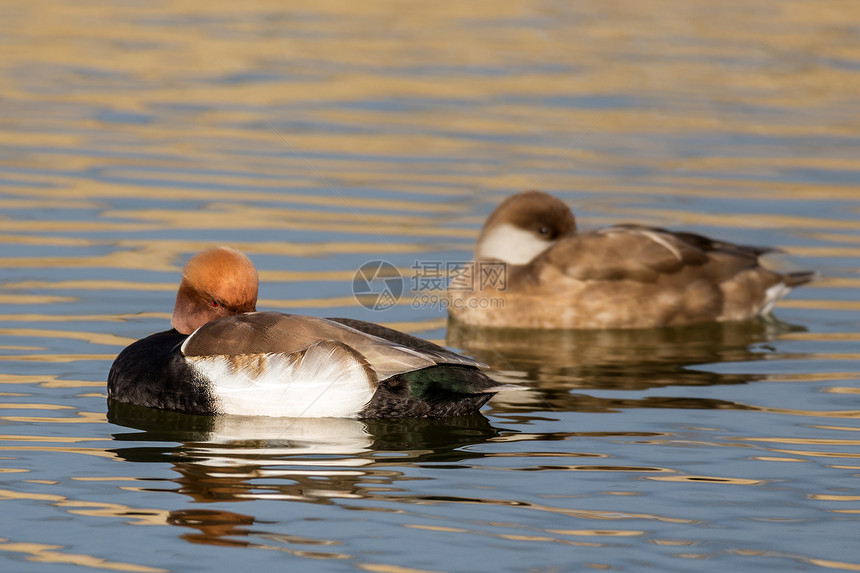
[448,190,815,329]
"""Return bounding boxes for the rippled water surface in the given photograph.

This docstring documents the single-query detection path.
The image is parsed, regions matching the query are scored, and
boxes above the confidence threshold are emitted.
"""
[2,1,860,571]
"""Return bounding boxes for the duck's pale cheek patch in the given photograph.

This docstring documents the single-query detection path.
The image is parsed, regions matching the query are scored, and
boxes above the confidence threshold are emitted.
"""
[186,347,377,418]
[477,224,554,265]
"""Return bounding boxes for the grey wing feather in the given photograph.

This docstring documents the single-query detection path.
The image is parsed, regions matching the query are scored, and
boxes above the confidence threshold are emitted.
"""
[328,317,485,368]
[181,312,448,381]
[538,229,697,282]
[540,225,767,283]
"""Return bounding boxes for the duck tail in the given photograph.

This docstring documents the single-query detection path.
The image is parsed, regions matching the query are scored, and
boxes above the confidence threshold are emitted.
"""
[784,270,818,288]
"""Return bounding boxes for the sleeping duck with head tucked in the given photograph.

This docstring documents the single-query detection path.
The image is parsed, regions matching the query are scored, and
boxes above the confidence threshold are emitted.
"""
[448,190,816,329]
[108,247,513,418]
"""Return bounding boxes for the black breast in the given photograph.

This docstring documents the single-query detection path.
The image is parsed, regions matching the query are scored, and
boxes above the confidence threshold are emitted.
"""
[107,329,218,415]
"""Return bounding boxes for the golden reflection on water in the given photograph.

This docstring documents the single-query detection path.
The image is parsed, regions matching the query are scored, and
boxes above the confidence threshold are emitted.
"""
[0,411,105,424]
[645,476,765,485]
[96,406,860,569]
[0,328,133,347]
[1,0,860,571]
[0,374,107,389]
[0,353,117,363]
[0,487,169,531]
[0,542,166,573]
[0,446,116,459]
[733,550,860,572]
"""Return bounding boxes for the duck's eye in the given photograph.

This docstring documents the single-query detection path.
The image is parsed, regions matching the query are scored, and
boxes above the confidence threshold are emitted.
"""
[211,300,219,308]
[538,225,550,236]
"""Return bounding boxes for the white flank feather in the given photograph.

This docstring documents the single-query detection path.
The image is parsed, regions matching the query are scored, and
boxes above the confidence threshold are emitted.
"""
[760,282,790,316]
[187,343,376,418]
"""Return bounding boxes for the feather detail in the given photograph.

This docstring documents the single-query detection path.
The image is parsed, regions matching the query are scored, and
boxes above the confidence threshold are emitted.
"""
[187,340,377,418]
[181,312,438,381]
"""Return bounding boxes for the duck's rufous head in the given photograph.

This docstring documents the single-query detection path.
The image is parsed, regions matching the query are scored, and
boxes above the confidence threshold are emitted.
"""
[171,247,259,335]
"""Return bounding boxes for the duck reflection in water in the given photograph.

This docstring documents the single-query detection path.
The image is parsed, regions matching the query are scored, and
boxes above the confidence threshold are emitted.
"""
[447,317,806,413]
[108,401,514,550]
[108,401,501,506]
[167,509,257,548]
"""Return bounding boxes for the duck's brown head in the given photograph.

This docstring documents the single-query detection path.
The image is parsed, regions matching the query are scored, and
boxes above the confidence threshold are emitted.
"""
[476,190,577,264]
[171,247,259,335]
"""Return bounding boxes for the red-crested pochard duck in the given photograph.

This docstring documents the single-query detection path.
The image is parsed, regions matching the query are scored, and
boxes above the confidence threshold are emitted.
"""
[108,247,511,418]
[448,190,815,329]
